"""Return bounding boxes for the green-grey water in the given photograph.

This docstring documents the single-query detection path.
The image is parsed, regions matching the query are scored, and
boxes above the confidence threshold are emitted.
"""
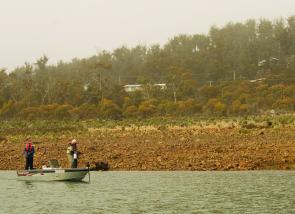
[1,171,295,213]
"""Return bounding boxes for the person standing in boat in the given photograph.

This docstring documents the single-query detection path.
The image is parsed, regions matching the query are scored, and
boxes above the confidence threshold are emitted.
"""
[71,139,78,168]
[66,141,74,168]
[23,138,35,170]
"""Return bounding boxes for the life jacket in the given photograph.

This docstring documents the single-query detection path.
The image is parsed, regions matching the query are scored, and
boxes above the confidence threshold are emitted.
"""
[25,143,33,152]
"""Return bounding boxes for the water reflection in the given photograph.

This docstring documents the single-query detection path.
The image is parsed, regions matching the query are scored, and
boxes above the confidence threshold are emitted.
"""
[64,180,89,190]
[23,181,34,189]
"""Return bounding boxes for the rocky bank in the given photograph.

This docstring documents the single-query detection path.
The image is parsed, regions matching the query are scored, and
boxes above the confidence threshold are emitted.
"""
[1,126,295,170]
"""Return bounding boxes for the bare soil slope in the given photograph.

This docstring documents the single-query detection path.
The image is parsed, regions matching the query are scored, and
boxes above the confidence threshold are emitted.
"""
[1,126,295,170]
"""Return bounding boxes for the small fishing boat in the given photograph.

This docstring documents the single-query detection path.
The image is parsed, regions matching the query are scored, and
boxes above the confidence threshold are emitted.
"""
[16,159,90,182]
[17,168,90,182]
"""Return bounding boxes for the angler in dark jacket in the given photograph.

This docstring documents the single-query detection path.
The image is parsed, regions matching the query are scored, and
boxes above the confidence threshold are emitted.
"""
[23,138,35,170]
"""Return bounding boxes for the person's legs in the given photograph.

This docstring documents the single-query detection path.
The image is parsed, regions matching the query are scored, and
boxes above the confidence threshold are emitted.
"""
[25,158,29,170]
[73,159,77,168]
[29,156,34,169]
[67,154,73,168]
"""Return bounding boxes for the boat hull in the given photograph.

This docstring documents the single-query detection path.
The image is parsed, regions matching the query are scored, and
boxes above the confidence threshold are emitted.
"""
[17,168,89,181]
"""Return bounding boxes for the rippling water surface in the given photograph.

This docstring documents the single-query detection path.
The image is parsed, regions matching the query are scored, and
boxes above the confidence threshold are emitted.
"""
[1,171,295,213]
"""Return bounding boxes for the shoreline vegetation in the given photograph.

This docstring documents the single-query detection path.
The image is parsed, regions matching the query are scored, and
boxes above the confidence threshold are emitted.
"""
[1,17,295,122]
[1,17,295,171]
[0,115,295,171]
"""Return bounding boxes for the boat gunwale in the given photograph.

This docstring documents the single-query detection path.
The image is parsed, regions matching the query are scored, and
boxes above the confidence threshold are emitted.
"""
[17,168,90,175]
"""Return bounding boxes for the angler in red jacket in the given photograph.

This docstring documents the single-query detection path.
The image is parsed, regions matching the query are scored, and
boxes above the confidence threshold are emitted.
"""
[23,138,35,170]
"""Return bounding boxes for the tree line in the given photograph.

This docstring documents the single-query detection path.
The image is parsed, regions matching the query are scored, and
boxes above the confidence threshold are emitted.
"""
[0,16,295,120]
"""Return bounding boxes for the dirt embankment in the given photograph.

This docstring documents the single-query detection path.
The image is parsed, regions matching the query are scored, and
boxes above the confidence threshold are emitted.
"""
[1,126,295,170]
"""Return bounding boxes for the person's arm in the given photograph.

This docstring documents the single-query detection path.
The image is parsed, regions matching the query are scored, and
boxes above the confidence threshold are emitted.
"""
[24,148,30,157]
[27,146,34,156]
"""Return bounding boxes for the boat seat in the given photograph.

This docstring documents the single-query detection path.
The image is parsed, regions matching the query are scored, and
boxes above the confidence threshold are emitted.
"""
[49,159,60,168]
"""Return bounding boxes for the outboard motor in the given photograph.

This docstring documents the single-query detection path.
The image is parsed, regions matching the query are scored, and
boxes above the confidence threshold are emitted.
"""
[94,162,110,171]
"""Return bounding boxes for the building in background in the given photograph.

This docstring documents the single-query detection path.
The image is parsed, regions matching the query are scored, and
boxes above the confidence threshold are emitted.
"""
[123,84,166,92]
[123,84,143,92]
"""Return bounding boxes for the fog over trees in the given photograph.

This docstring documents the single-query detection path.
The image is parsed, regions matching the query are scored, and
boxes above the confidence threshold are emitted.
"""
[1,16,295,119]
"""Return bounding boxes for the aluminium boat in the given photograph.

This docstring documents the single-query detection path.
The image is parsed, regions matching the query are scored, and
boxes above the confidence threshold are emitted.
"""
[16,159,89,181]
[17,168,89,181]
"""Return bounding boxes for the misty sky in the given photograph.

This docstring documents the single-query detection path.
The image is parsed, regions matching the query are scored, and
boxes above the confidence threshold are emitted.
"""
[1,0,294,71]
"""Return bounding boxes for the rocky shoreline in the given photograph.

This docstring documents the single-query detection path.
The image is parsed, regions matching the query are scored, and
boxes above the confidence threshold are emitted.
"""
[1,126,295,170]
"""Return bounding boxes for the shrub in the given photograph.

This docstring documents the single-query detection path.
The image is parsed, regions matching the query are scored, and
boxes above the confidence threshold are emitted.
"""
[20,107,40,120]
[157,100,177,116]
[75,103,99,119]
[123,105,138,118]
[273,97,295,111]
[99,98,122,119]
[54,104,73,119]
[138,100,157,118]
[176,98,201,116]
[0,100,18,119]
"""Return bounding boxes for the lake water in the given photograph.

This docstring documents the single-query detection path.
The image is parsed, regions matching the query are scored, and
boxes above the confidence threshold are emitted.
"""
[1,171,295,213]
